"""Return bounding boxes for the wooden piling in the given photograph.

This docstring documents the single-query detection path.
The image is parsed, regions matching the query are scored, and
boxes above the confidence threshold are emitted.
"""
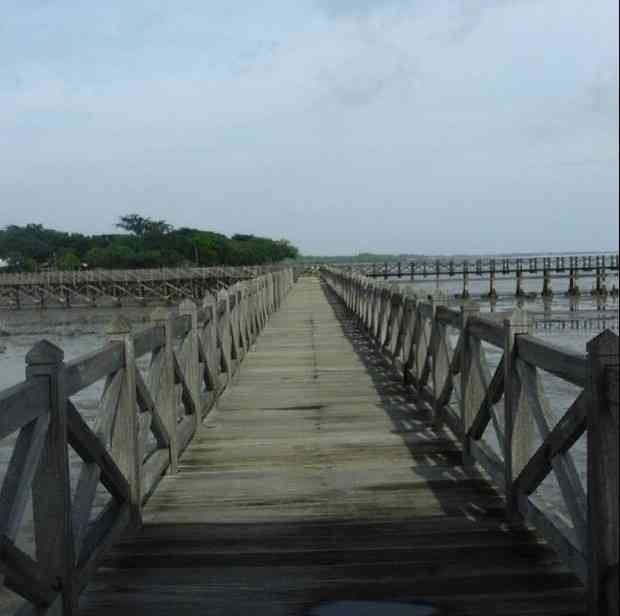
[568,268,581,297]
[515,270,525,298]
[488,270,498,299]
[542,269,553,298]
[587,331,619,616]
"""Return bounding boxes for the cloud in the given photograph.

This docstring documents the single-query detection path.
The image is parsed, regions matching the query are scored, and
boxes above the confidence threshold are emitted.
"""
[315,0,540,43]
[318,43,417,106]
[314,0,414,19]
[438,0,541,43]
[583,64,620,121]
[524,63,619,146]
[1,1,618,254]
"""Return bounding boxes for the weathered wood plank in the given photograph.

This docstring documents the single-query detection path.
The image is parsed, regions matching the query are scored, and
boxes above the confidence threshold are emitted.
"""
[587,331,619,616]
[435,305,460,328]
[519,495,587,583]
[515,391,587,496]
[504,309,533,518]
[75,502,131,593]
[468,355,505,441]
[141,449,170,504]
[67,401,131,505]
[135,370,170,449]
[171,314,192,339]
[0,414,49,541]
[107,319,142,527]
[79,276,585,616]
[0,535,56,607]
[468,315,505,348]
[72,462,102,559]
[133,326,165,358]
[517,360,587,551]
[64,343,124,397]
[26,340,75,614]
[517,335,587,387]
[0,379,49,440]
[173,352,198,416]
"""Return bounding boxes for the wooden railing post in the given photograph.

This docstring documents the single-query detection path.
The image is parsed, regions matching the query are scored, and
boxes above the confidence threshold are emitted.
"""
[180,299,201,415]
[26,340,75,614]
[238,284,249,357]
[217,290,233,378]
[432,317,451,427]
[587,330,619,616]
[150,308,178,474]
[202,292,221,394]
[248,281,258,345]
[106,317,142,529]
[503,308,531,519]
[460,303,481,465]
[227,285,240,363]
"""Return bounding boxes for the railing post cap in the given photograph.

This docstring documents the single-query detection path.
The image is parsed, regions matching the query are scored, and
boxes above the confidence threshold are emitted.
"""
[179,298,197,313]
[106,315,132,336]
[503,307,530,329]
[150,306,170,323]
[460,301,480,314]
[202,291,216,307]
[26,339,64,366]
[586,329,619,354]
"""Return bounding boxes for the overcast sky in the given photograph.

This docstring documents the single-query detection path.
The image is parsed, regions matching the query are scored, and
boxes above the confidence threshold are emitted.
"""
[1,1,618,255]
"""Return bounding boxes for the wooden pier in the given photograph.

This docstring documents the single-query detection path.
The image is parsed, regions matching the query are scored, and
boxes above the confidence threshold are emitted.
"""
[0,271,618,615]
[336,254,620,299]
[0,266,277,309]
[343,254,619,279]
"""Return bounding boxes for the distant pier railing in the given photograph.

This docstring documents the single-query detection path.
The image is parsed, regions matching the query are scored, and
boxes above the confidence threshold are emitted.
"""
[322,267,619,616]
[532,311,619,333]
[0,266,288,309]
[0,269,294,614]
[333,253,620,299]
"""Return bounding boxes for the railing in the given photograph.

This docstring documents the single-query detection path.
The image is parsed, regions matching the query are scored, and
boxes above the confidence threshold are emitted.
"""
[322,268,618,616]
[334,253,619,276]
[0,265,281,286]
[0,269,294,614]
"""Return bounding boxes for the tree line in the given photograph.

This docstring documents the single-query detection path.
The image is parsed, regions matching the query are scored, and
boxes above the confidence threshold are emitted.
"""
[0,216,299,271]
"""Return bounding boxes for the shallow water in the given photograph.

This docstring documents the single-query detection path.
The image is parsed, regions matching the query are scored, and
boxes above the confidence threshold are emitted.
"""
[0,305,162,388]
[395,271,619,312]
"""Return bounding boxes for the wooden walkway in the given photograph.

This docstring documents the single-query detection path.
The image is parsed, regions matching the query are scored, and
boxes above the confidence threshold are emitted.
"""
[79,277,585,615]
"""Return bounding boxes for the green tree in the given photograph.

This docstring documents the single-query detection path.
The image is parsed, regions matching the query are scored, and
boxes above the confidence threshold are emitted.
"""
[1,222,299,271]
[116,214,173,237]
[57,251,81,271]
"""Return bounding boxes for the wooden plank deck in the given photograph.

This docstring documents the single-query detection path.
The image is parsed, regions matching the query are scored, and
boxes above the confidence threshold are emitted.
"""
[79,277,585,615]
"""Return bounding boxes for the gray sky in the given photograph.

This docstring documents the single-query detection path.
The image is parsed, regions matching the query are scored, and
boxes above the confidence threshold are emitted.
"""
[1,1,618,255]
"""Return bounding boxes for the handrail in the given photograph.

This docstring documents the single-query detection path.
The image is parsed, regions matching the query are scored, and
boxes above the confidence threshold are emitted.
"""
[0,265,292,309]
[0,265,286,286]
[320,253,619,274]
[321,267,618,616]
[0,269,294,614]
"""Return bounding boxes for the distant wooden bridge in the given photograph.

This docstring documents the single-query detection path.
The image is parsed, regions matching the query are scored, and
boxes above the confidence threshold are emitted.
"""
[0,266,280,309]
[531,311,619,333]
[0,269,617,615]
[336,253,620,298]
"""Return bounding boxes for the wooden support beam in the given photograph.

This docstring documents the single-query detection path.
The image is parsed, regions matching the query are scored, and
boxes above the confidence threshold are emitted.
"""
[587,330,619,616]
